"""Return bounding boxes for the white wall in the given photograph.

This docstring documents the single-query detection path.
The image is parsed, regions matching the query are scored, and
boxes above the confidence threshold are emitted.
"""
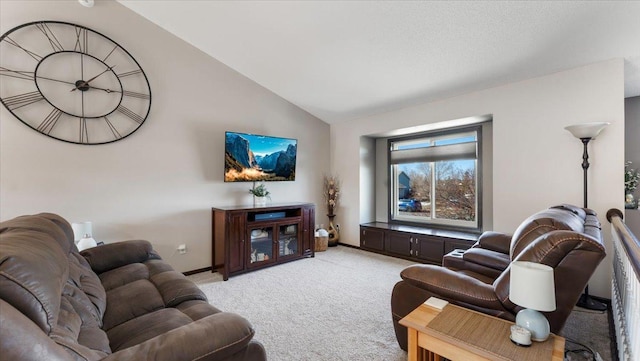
[0,0,329,273]
[332,59,625,298]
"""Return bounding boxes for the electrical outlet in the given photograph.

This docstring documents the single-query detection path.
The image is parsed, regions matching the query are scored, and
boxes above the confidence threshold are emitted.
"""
[177,244,187,254]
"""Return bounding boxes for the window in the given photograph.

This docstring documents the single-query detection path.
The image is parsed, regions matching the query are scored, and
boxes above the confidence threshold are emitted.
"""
[389,126,481,230]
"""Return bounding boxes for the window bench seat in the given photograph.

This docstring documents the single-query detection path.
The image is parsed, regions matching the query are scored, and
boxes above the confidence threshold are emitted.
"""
[359,222,479,264]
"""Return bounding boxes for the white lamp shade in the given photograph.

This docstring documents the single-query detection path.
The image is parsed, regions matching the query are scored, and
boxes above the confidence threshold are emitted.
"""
[509,261,556,312]
[564,122,610,139]
[71,222,93,241]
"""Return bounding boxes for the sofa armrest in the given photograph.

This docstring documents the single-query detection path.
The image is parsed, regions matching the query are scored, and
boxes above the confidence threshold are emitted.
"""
[400,265,505,310]
[0,299,73,361]
[462,248,511,272]
[102,312,265,361]
[81,240,161,274]
[476,231,512,254]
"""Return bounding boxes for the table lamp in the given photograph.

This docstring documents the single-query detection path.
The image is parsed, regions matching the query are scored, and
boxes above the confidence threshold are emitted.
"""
[509,261,556,342]
[71,221,97,251]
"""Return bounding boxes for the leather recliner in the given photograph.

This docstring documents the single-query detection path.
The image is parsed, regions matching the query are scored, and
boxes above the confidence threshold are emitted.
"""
[391,204,606,351]
[0,213,267,361]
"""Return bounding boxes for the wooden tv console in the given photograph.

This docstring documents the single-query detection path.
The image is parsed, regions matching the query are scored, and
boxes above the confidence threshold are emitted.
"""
[212,202,315,280]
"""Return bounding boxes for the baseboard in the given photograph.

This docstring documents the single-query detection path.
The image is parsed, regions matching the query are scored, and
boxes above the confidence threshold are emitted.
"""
[183,267,212,276]
[335,242,359,249]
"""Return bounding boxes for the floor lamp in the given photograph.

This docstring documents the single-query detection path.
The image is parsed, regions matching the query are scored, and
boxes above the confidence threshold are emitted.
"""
[564,121,609,311]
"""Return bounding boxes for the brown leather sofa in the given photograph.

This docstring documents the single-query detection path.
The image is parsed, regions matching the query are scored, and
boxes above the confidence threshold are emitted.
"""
[391,204,606,350]
[0,213,267,361]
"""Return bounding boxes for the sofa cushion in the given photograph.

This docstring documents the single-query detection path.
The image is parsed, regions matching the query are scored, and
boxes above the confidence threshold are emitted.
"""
[68,252,107,324]
[50,287,110,359]
[103,279,165,331]
[151,271,207,307]
[99,263,150,292]
[0,217,69,334]
[107,308,194,351]
[0,213,113,360]
[176,300,222,321]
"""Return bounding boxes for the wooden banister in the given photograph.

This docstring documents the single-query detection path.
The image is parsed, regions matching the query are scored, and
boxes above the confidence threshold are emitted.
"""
[606,208,639,361]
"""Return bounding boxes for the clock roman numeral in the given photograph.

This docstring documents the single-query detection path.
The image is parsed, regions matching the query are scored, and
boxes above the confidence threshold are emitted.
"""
[37,108,63,134]
[2,91,44,110]
[122,90,150,99]
[102,45,118,63]
[3,36,42,62]
[103,116,123,140]
[0,67,34,81]
[118,69,142,77]
[35,22,64,52]
[74,26,89,53]
[117,105,144,124]
[79,118,89,144]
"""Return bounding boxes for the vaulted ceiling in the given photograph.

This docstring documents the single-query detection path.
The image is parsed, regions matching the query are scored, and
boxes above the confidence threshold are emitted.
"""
[117,1,640,124]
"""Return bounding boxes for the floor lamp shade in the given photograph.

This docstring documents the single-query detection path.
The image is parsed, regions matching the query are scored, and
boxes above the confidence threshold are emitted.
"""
[510,261,556,342]
[564,122,610,139]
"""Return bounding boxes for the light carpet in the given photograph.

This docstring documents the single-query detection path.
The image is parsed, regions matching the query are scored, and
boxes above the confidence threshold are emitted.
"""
[188,246,613,361]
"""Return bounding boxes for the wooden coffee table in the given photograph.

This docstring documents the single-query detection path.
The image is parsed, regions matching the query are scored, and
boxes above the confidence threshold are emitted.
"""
[399,302,565,361]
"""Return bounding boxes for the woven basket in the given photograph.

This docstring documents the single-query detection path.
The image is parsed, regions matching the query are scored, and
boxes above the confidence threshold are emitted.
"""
[315,236,329,252]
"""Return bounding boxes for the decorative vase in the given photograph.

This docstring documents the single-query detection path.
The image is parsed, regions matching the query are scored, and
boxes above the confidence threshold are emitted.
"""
[254,196,267,207]
[625,193,636,209]
[327,214,340,246]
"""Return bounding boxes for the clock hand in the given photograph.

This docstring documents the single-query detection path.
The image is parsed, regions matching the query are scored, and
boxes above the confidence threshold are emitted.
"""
[35,75,77,86]
[1,67,77,86]
[85,85,121,93]
[71,64,116,92]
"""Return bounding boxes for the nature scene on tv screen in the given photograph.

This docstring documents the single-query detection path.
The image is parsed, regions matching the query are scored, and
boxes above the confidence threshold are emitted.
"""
[225,132,297,182]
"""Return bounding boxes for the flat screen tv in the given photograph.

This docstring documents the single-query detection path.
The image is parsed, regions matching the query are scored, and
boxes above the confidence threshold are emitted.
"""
[224,131,297,182]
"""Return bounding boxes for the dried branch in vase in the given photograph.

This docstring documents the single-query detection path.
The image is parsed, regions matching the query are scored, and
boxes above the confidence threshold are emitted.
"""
[323,175,340,216]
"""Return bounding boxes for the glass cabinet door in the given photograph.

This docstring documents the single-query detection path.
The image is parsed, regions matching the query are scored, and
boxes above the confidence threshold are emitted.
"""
[249,227,274,266]
[278,223,299,257]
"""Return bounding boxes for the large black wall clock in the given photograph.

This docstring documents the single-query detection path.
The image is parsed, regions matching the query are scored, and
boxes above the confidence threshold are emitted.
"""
[0,21,151,145]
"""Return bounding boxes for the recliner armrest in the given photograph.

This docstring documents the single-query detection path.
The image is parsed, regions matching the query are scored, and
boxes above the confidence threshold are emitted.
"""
[476,231,511,254]
[81,240,161,274]
[102,312,266,361]
[400,265,505,310]
[462,248,511,272]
